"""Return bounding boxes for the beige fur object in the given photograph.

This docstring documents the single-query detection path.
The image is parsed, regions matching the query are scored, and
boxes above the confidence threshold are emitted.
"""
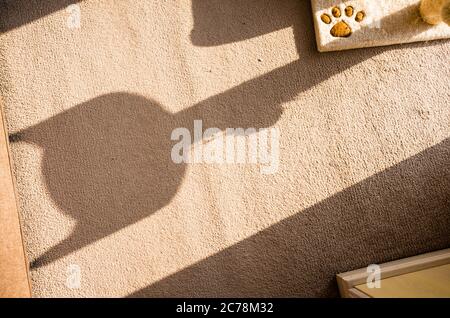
[420,0,450,25]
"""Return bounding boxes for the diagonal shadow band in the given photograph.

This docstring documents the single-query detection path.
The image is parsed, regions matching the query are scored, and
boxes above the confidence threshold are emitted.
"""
[129,138,450,298]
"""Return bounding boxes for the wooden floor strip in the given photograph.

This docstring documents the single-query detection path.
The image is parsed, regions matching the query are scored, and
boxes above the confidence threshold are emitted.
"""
[0,99,31,298]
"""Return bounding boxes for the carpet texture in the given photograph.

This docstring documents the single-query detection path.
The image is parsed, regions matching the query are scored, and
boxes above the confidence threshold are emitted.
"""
[0,0,449,297]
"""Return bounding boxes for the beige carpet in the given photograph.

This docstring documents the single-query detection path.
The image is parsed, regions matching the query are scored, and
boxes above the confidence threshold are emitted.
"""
[1,0,449,297]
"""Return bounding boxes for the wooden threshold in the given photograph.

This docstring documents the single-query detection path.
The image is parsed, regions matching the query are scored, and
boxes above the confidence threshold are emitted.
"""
[337,248,450,298]
[356,263,450,298]
[0,98,31,298]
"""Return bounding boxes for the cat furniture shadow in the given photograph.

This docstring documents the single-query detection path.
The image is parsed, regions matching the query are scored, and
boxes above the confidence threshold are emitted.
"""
[12,89,284,269]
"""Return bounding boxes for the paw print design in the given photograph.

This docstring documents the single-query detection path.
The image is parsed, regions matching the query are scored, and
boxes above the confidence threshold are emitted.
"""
[321,5,365,38]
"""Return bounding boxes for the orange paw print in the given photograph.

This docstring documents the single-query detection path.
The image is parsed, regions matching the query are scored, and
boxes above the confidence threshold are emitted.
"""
[321,5,365,38]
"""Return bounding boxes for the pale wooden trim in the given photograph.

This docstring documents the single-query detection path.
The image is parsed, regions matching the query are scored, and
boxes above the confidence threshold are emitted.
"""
[356,264,450,298]
[337,248,450,298]
[0,98,31,298]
